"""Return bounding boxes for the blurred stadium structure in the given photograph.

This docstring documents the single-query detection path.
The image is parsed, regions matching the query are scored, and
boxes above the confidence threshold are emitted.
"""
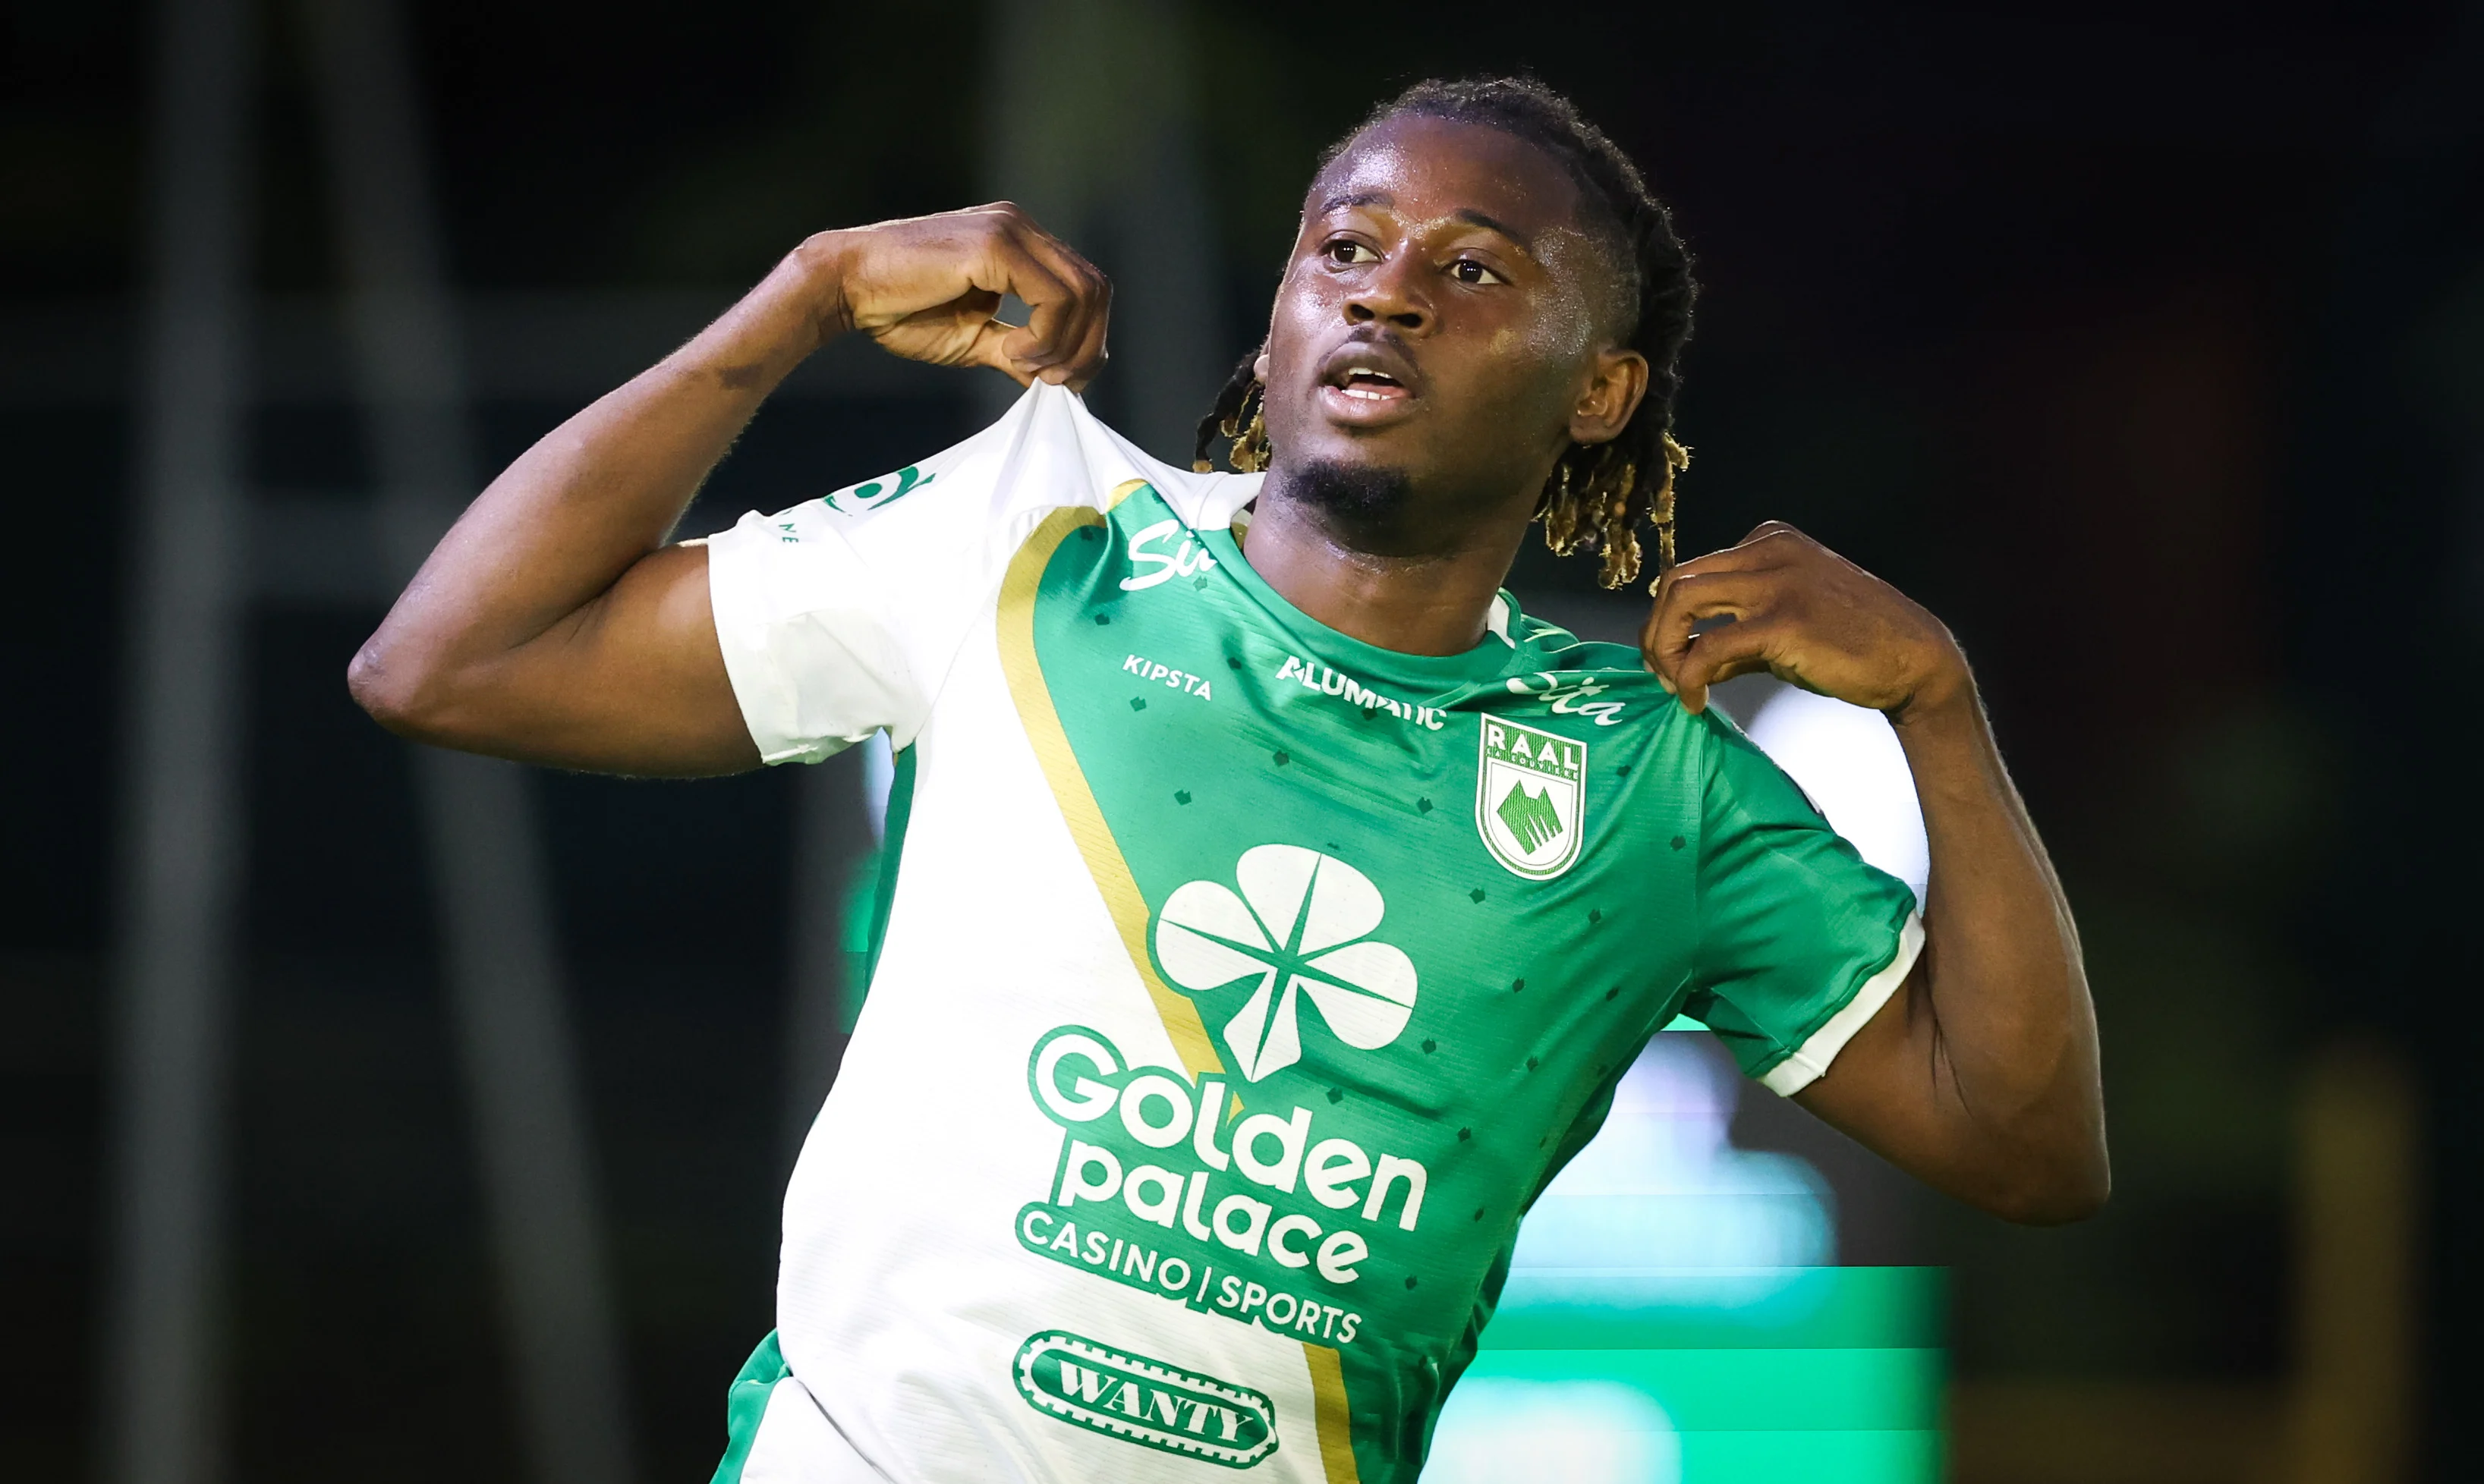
[113,2,639,1482]
[5,0,2474,1482]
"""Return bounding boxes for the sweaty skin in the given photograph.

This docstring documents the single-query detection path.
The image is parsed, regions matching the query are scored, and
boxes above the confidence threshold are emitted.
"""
[350,122,2107,1224]
[1243,117,1646,657]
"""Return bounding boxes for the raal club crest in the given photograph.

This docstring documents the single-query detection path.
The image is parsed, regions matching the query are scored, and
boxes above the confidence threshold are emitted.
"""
[1475,717,1587,880]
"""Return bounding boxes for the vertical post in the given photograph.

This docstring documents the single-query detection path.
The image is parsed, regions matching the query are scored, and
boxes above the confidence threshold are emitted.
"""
[103,0,255,1479]
[294,2,638,1482]
[980,0,1224,456]
[2290,1040,2419,1484]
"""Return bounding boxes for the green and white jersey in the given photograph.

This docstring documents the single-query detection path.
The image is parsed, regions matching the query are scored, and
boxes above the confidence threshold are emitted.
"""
[704,383,1922,1484]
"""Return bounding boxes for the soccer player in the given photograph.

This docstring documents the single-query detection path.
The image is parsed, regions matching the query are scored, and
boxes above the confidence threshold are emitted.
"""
[351,77,2104,1484]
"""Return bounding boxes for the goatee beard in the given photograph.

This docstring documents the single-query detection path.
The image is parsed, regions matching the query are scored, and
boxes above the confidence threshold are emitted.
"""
[1269,458,1420,547]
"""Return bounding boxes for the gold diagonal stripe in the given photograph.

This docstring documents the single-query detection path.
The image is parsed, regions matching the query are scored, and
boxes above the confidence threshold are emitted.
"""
[1303,1342,1363,1482]
[1003,482,1358,1477]
[998,488,1223,1080]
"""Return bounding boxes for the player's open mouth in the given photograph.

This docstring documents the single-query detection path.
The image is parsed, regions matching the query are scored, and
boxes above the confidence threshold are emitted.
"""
[1314,344,1421,426]
[1330,367,1408,402]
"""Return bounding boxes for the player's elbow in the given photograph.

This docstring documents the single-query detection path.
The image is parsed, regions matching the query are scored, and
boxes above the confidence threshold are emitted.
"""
[348,637,474,749]
[349,641,428,738]
[1977,1140,2111,1226]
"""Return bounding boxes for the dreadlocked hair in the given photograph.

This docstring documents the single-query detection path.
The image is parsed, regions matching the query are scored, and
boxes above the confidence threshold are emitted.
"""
[1194,347,1273,473]
[1192,76,1697,590]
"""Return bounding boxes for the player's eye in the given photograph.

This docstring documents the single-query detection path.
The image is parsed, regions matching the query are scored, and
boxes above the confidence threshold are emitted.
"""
[1449,258,1506,286]
[1325,238,1379,266]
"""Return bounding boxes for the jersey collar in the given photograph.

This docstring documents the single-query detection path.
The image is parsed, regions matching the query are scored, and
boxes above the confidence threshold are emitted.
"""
[1198,524,1532,695]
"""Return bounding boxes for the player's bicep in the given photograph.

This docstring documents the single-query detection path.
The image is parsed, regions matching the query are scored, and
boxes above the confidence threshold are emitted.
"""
[464,542,760,777]
[1786,953,1951,1162]
[1789,945,2054,1218]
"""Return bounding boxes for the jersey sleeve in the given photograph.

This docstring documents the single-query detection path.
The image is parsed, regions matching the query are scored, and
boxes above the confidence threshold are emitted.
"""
[700,382,1110,763]
[1682,712,1925,1096]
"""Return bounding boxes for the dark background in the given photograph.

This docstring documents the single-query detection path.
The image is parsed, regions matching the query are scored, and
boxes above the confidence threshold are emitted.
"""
[5,0,2479,1479]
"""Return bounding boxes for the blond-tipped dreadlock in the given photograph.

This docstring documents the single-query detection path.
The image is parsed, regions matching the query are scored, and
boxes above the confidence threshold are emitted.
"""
[1193,77,1699,591]
[1193,368,1271,474]
[1534,430,1692,590]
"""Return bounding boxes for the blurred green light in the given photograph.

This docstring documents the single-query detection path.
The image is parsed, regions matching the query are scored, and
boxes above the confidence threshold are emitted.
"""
[1434,1267,1945,1483]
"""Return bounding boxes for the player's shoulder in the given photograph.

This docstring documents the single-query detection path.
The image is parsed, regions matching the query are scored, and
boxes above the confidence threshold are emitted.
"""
[957,381,1259,533]
[1504,606,1642,675]
[727,382,1257,553]
[1482,603,1686,735]
[1482,604,1797,788]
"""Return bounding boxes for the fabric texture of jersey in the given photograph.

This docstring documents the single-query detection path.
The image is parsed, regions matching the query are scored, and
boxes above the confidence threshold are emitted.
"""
[704,382,1923,1483]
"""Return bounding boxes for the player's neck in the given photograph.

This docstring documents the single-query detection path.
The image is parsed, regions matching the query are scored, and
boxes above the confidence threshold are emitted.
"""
[1239,487,1526,659]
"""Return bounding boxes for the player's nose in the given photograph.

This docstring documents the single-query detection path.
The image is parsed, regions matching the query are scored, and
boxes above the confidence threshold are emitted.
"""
[1344,256,1431,332]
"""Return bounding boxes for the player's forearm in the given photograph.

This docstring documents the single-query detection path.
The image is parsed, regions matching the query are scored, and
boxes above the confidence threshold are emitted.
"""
[1891,682,2108,1221]
[348,238,851,724]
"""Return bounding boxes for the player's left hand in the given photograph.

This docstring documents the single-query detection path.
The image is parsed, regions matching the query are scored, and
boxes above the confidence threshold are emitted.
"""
[1640,521,1970,720]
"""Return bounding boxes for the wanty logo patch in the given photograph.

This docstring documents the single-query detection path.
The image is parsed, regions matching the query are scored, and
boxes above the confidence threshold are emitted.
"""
[1013,1331,1277,1468]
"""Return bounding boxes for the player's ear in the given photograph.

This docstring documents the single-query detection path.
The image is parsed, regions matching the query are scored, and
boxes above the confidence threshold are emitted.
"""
[1253,349,1271,383]
[1568,348,1647,446]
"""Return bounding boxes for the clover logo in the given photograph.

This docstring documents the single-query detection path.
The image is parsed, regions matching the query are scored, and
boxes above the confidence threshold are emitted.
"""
[1152,845,1419,1081]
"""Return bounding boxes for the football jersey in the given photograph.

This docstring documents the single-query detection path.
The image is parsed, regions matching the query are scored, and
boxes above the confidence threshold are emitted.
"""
[703,382,1922,1483]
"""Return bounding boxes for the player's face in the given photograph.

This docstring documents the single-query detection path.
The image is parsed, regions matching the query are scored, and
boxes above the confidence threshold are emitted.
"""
[1259,115,1633,517]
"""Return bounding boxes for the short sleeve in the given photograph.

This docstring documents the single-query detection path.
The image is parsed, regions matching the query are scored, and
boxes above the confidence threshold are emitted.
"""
[703,381,1245,764]
[1683,713,1925,1096]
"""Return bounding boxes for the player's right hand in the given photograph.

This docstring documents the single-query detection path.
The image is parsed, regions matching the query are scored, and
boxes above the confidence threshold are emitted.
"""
[802,204,1112,391]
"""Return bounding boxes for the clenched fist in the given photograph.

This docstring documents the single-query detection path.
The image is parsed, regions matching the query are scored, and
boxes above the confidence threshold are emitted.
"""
[795,203,1113,390]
